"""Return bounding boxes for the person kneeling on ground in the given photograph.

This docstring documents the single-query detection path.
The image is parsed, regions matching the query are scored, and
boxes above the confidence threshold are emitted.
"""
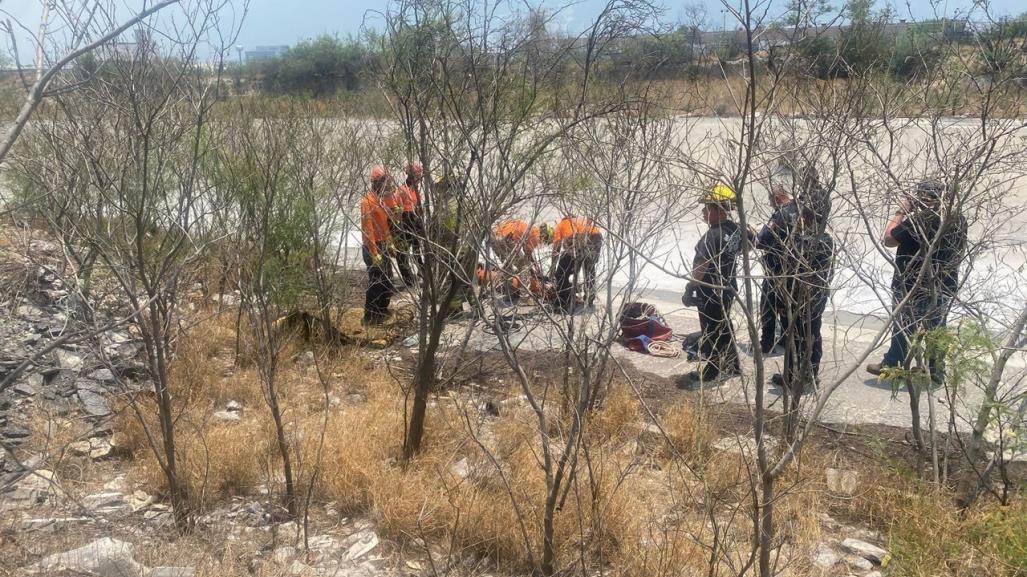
[678,183,743,389]
[551,215,602,313]
[491,219,553,303]
[361,166,396,325]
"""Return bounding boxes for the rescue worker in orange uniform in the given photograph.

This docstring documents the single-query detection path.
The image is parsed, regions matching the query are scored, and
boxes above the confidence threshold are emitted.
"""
[492,219,552,267]
[386,162,424,288]
[551,216,602,313]
[490,219,554,302]
[361,166,396,325]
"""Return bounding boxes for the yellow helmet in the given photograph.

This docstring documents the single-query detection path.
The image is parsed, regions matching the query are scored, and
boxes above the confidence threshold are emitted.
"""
[703,182,737,208]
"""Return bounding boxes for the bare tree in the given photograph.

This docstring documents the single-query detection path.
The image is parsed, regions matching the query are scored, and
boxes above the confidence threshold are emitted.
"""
[6,0,243,529]
[0,0,185,168]
[375,0,658,460]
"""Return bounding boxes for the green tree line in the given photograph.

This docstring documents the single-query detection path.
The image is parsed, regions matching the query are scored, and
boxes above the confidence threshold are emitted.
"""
[245,9,1027,97]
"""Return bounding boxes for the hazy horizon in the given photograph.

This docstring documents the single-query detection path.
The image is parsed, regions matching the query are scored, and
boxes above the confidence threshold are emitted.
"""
[2,0,1023,64]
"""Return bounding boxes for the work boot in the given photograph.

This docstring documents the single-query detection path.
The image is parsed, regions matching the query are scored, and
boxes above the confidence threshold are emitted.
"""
[769,373,818,394]
[683,344,700,362]
[675,371,704,390]
[865,362,886,376]
[676,369,733,390]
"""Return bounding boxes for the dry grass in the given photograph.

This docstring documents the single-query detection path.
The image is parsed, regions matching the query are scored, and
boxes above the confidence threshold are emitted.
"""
[659,399,713,462]
[834,464,1027,577]
[115,309,723,572]
[110,306,1027,576]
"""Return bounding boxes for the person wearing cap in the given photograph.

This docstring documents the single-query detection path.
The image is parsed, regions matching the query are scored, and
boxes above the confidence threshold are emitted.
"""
[866,178,967,385]
[677,183,743,389]
[756,164,800,355]
[361,166,396,325]
[491,219,553,302]
[551,216,602,313]
[388,162,424,288]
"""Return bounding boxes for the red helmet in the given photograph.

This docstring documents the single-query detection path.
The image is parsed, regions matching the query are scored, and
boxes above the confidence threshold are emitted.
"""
[406,162,423,180]
[370,165,388,183]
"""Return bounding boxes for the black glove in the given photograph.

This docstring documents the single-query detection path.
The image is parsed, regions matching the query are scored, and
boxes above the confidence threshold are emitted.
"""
[682,284,700,307]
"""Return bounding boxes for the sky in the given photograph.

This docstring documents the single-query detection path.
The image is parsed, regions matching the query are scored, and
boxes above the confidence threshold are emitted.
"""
[235,0,1027,47]
[3,0,1023,62]
[234,0,1023,48]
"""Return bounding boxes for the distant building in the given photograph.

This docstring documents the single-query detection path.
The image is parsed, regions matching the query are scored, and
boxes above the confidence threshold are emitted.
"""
[697,21,928,53]
[97,29,153,63]
[245,45,289,63]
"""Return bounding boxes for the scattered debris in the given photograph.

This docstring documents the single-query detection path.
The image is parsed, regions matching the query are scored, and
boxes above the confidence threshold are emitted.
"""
[811,543,840,569]
[272,546,297,567]
[17,516,92,532]
[826,468,859,496]
[28,537,144,577]
[344,529,380,561]
[712,435,778,456]
[1,470,58,511]
[81,491,134,517]
[213,410,242,423]
[841,538,890,566]
[846,554,874,571]
[54,349,84,370]
[147,568,196,577]
[452,457,470,479]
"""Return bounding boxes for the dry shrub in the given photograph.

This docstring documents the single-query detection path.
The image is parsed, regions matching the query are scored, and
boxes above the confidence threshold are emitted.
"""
[773,473,825,547]
[591,380,641,442]
[614,506,718,577]
[659,399,712,462]
[119,400,269,503]
[699,447,752,502]
[839,466,1021,577]
[371,465,455,539]
[117,308,773,576]
[304,393,404,513]
[23,408,95,481]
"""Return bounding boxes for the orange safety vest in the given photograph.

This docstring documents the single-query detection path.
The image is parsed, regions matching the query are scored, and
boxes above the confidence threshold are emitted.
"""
[397,183,419,213]
[361,190,391,256]
[494,219,541,254]
[553,217,600,243]
[382,188,404,214]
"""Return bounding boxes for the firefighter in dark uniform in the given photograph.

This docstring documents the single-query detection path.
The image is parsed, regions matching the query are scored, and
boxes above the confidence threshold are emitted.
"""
[867,179,967,386]
[756,166,800,355]
[678,183,743,389]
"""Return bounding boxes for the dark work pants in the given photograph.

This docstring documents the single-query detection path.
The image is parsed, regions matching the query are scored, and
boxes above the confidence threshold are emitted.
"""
[390,217,418,287]
[782,301,825,394]
[555,251,598,309]
[697,296,739,380]
[760,278,786,352]
[363,244,395,322]
[882,294,949,385]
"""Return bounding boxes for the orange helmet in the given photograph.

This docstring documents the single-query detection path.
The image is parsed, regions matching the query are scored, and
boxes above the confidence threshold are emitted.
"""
[370,165,388,183]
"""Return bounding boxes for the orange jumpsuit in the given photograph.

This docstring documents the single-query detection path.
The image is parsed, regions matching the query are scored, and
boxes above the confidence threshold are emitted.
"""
[361,190,394,321]
[552,216,602,310]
